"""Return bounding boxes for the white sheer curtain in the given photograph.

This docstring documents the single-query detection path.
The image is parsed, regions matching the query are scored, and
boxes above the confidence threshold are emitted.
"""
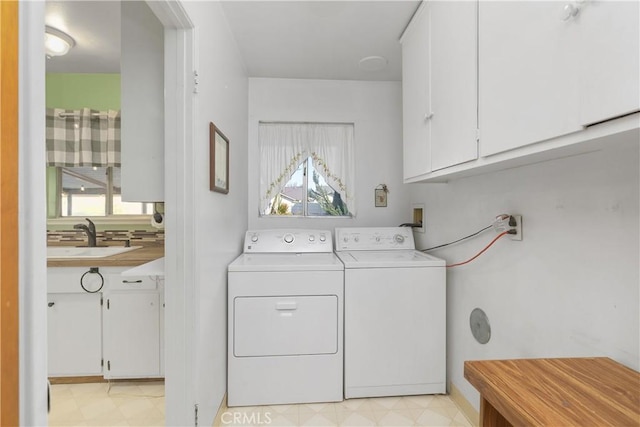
[259,122,355,215]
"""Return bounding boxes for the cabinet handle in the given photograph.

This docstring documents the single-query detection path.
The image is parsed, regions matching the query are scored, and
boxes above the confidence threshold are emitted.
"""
[423,112,434,121]
[48,302,55,307]
[122,280,143,284]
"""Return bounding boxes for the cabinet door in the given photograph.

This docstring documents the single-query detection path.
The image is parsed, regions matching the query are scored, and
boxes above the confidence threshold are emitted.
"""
[430,1,478,171]
[402,4,432,180]
[578,1,640,125]
[479,1,582,156]
[47,293,102,376]
[120,1,164,202]
[103,291,161,378]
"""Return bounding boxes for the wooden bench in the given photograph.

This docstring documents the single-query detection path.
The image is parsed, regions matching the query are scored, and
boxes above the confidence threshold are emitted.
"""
[464,357,640,427]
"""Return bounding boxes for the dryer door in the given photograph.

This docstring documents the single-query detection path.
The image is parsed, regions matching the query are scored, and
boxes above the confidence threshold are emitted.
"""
[234,295,338,357]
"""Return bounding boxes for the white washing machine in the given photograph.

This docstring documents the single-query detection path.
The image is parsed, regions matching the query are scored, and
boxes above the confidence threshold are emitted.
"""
[227,229,344,407]
[334,227,446,399]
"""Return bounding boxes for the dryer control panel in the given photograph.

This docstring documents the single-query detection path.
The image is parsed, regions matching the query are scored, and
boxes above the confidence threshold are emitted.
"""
[244,229,333,253]
[334,227,416,251]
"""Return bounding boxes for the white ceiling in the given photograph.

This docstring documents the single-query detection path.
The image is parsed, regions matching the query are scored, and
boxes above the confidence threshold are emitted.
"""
[45,1,121,73]
[221,1,419,81]
[45,0,419,81]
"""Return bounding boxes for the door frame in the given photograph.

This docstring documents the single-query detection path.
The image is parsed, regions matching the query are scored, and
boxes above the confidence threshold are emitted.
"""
[145,1,196,423]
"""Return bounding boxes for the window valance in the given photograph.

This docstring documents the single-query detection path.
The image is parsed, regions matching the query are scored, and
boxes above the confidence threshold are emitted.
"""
[46,107,121,167]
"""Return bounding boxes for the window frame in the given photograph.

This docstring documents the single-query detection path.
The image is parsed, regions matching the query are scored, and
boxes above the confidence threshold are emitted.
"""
[48,166,153,220]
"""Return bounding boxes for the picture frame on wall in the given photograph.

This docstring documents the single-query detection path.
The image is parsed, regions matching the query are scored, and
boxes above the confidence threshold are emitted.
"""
[375,188,387,207]
[210,122,229,194]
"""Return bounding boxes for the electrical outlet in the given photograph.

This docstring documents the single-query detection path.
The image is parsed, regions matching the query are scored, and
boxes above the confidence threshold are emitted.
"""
[509,215,522,241]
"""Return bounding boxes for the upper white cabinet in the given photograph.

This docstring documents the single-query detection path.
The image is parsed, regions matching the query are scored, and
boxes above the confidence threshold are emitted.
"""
[429,1,478,171]
[578,1,640,126]
[479,1,582,156]
[402,3,432,180]
[402,0,639,181]
[479,0,640,157]
[120,1,165,202]
[401,1,478,181]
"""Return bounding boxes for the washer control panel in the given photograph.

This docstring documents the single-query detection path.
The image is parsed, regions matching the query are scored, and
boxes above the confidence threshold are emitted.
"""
[244,229,332,253]
[334,227,416,251]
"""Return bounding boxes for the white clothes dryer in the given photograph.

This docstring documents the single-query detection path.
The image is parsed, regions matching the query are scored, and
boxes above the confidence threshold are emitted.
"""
[334,227,446,399]
[227,229,344,407]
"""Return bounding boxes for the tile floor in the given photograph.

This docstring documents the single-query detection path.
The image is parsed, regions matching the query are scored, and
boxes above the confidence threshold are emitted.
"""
[50,383,474,427]
[48,381,165,426]
[217,395,474,427]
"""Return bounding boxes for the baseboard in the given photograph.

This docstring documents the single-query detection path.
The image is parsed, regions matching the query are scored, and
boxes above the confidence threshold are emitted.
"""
[48,376,105,384]
[48,376,165,385]
[449,382,479,427]
[212,393,228,427]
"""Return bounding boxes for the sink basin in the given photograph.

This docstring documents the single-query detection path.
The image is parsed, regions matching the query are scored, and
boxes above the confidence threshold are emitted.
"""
[47,246,143,259]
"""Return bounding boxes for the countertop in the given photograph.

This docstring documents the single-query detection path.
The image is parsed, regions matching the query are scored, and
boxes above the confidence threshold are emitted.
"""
[47,245,165,268]
[121,257,165,277]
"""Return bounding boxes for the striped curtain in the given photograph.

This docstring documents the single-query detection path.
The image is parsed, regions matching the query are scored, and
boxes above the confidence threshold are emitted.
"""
[46,107,121,167]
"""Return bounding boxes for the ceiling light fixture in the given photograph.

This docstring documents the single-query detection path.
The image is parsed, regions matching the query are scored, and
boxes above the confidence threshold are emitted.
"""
[45,26,75,58]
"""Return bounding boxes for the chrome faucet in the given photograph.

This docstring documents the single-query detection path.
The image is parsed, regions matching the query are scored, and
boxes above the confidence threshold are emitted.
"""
[74,218,97,247]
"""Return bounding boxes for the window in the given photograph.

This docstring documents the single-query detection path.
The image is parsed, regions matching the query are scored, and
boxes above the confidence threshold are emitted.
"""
[270,157,349,216]
[259,122,355,217]
[51,166,152,217]
[45,108,151,218]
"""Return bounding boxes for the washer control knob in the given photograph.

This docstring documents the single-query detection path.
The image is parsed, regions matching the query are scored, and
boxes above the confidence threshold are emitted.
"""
[343,236,349,243]
[394,234,405,244]
[250,234,259,243]
[309,235,315,242]
[375,236,381,242]
[283,234,294,244]
[319,234,326,242]
[354,236,359,242]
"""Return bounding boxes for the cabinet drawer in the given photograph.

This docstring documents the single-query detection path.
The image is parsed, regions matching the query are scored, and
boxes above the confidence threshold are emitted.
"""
[109,274,157,291]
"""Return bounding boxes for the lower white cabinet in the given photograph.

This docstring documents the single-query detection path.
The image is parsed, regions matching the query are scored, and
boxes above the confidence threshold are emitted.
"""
[47,292,103,376]
[103,290,161,379]
[47,266,164,379]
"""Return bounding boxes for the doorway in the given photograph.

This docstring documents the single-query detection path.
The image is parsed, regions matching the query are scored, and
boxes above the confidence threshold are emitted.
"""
[19,1,196,425]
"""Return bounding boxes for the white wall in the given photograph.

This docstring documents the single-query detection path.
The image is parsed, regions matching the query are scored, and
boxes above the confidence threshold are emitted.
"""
[248,78,410,230]
[408,139,639,410]
[179,2,248,424]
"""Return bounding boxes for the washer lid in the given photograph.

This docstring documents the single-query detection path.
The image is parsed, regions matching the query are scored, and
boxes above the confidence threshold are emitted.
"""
[228,252,344,272]
[336,250,445,268]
